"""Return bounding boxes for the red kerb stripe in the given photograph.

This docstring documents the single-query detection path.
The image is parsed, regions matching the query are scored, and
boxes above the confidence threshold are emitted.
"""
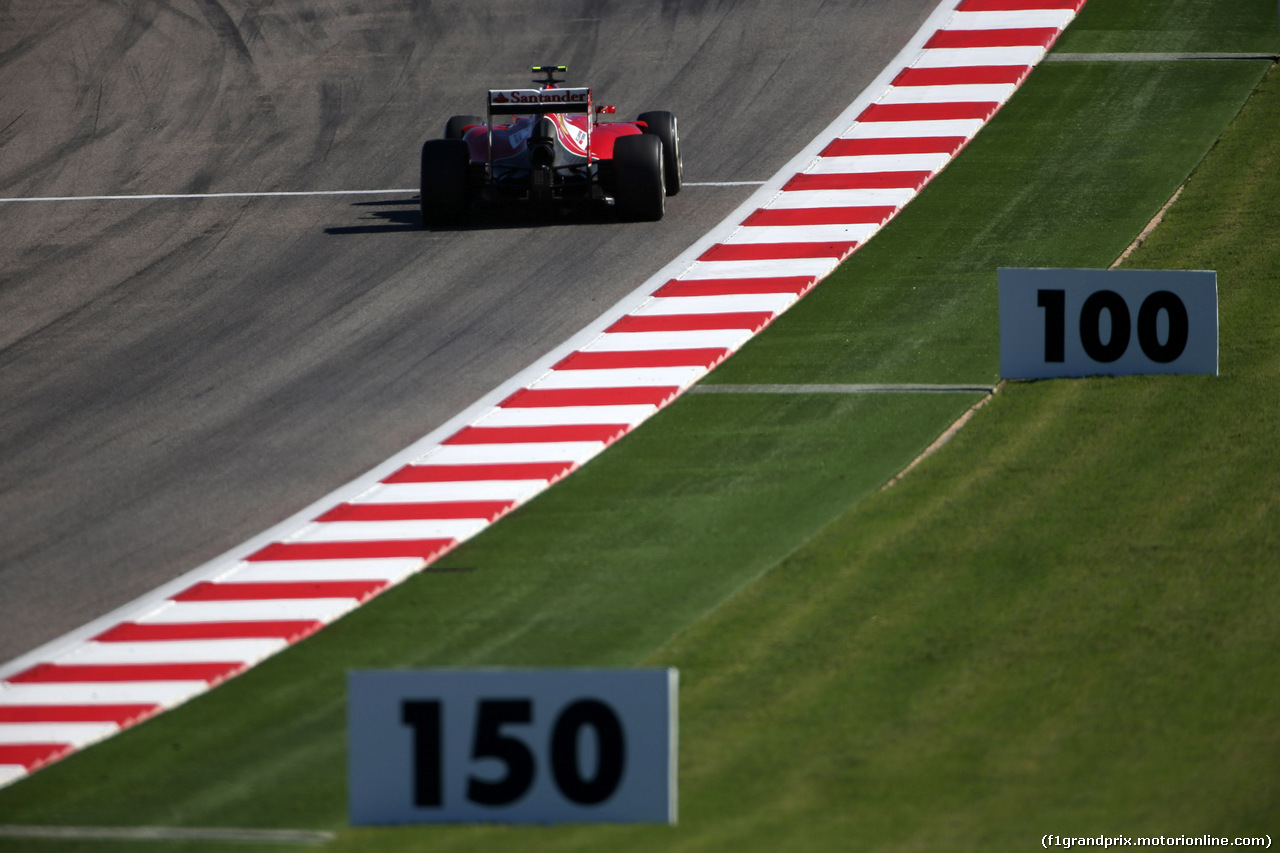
[893,65,1031,87]
[859,102,998,122]
[554,349,728,370]
[744,206,895,227]
[0,704,159,724]
[318,502,514,522]
[500,388,677,408]
[821,137,965,157]
[697,244,858,263]
[0,743,76,771]
[383,462,574,482]
[959,0,1082,10]
[174,580,390,601]
[7,662,245,684]
[925,27,1059,49]
[247,540,455,561]
[445,424,626,444]
[784,171,932,191]
[96,621,325,642]
[655,277,815,295]
[607,313,776,333]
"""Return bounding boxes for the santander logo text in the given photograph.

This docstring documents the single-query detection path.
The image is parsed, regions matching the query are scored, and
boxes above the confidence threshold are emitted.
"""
[489,88,590,107]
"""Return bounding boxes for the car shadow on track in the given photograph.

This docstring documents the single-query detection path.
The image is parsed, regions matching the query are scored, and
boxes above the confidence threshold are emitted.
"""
[324,199,423,235]
[323,197,625,235]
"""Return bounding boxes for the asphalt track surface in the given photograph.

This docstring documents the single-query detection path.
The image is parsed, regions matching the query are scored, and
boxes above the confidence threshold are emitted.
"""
[0,0,938,664]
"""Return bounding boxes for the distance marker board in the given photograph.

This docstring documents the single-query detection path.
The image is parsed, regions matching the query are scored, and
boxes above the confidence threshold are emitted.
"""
[999,268,1218,380]
[349,668,678,825]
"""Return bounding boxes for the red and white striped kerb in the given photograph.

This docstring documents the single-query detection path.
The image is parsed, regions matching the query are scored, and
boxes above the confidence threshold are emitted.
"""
[0,0,1087,788]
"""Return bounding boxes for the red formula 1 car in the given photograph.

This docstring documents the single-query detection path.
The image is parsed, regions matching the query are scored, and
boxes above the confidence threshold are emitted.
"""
[419,66,681,226]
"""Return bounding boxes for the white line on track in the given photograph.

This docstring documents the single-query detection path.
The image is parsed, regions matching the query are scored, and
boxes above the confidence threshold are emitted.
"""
[0,182,762,204]
[1046,52,1278,62]
[0,189,414,203]
[0,824,335,844]
[689,383,997,394]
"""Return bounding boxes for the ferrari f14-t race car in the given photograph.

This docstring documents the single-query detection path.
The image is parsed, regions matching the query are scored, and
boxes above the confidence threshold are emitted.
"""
[419,66,681,225]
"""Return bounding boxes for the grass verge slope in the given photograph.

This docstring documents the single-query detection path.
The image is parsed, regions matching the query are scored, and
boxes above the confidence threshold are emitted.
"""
[1,0,1277,849]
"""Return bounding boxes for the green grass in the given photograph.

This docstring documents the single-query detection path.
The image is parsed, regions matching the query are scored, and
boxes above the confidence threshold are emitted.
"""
[0,392,983,829]
[3,0,1278,849]
[708,58,1268,385]
[637,63,1280,851]
[1056,0,1280,54]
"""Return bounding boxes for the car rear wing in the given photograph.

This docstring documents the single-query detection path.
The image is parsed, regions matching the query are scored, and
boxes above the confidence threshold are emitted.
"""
[487,88,593,116]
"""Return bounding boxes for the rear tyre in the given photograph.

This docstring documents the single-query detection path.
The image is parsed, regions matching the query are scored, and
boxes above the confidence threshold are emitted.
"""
[445,115,484,140]
[612,134,665,222]
[420,139,470,227]
[637,110,682,196]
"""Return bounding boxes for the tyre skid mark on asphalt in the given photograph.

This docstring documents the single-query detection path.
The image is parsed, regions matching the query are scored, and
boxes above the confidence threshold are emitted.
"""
[0,0,1088,788]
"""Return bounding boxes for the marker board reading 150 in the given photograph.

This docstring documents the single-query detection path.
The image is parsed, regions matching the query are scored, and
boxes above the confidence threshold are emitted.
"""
[998,268,1218,380]
[348,669,677,825]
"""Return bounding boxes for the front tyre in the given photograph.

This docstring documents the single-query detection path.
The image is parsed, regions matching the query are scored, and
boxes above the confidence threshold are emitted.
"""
[420,139,470,227]
[612,134,665,222]
[637,110,682,196]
